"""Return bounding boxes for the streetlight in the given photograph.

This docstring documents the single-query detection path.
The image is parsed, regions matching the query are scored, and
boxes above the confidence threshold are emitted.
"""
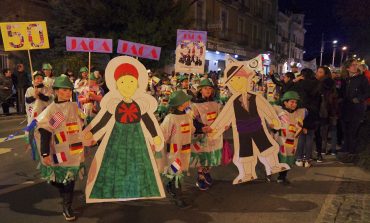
[340,46,347,66]
[332,40,338,66]
[353,54,357,58]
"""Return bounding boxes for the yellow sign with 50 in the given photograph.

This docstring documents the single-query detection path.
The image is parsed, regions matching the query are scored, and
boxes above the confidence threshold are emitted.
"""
[0,21,49,51]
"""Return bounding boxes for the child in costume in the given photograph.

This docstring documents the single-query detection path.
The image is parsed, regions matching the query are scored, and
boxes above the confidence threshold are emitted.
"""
[191,79,223,190]
[77,73,104,123]
[74,67,89,95]
[273,91,306,183]
[34,75,85,221]
[160,90,194,208]
[83,56,165,203]
[42,63,54,89]
[25,71,52,125]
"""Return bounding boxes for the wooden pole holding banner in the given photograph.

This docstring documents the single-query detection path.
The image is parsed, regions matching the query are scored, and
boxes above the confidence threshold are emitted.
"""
[88,51,91,88]
[27,50,34,83]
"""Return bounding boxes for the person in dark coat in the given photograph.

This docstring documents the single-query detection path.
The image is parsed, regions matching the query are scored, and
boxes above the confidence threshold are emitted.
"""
[12,63,31,114]
[340,59,369,155]
[269,71,296,99]
[294,68,320,167]
[0,68,14,115]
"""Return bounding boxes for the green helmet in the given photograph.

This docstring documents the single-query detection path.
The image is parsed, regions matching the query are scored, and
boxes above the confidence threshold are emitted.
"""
[178,75,188,83]
[42,63,53,70]
[168,90,192,107]
[197,78,214,89]
[89,72,97,81]
[281,91,300,102]
[79,67,88,73]
[53,75,74,89]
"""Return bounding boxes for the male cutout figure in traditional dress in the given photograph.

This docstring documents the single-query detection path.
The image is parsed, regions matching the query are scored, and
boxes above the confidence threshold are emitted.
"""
[83,56,165,203]
[210,61,290,184]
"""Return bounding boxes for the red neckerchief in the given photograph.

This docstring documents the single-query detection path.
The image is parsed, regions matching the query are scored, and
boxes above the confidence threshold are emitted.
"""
[118,102,139,123]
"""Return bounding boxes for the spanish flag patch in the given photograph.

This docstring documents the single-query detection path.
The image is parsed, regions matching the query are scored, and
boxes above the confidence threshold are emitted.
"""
[66,122,79,134]
[180,123,190,133]
[206,112,217,122]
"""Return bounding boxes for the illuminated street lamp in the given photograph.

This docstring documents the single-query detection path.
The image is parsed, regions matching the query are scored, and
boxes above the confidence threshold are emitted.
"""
[340,46,347,66]
[332,40,338,66]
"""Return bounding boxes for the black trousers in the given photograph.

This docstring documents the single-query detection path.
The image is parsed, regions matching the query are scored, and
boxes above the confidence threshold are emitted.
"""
[1,101,10,114]
[239,129,272,157]
[16,88,26,114]
[342,119,362,154]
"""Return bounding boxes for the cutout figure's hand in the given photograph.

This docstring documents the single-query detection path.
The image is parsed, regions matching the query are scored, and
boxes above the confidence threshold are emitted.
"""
[153,136,162,146]
[43,156,52,166]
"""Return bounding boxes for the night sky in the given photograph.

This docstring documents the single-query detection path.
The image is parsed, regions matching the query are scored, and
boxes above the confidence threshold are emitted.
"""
[278,0,369,66]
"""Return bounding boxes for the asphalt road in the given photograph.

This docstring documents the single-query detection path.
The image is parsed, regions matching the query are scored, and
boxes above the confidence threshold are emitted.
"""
[0,116,369,223]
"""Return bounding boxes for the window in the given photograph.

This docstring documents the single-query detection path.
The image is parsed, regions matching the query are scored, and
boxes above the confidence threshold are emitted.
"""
[0,52,9,70]
[196,0,204,21]
[238,17,245,34]
[220,8,228,32]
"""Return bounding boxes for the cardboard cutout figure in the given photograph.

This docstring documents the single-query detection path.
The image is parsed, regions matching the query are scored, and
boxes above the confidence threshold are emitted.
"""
[83,56,165,203]
[210,59,290,185]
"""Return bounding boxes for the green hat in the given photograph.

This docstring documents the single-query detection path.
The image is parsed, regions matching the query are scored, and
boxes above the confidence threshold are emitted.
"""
[89,72,97,81]
[198,78,214,89]
[33,71,45,79]
[53,75,74,89]
[178,75,188,83]
[281,91,300,102]
[168,90,192,107]
[42,63,52,70]
[79,67,88,73]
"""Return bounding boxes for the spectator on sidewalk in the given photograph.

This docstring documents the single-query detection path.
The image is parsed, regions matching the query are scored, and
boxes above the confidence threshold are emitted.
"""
[13,63,31,114]
[340,59,369,155]
[331,68,346,147]
[294,68,320,166]
[269,70,296,99]
[0,68,14,116]
[315,66,333,162]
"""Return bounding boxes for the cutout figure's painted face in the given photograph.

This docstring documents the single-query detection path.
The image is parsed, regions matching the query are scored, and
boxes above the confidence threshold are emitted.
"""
[229,76,249,93]
[116,75,138,99]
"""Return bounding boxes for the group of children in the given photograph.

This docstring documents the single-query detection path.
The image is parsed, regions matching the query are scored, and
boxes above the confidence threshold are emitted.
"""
[25,58,307,221]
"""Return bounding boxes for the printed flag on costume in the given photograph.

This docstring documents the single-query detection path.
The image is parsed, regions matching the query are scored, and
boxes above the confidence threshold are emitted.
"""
[193,142,201,151]
[69,142,83,155]
[180,123,190,133]
[49,112,65,128]
[170,158,181,173]
[53,152,67,164]
[181,144,191,153]
[66,122,79,134]
[167,144,178,153]
[206,112,217,122]
[54,131,67,144]
[284,138,294,148]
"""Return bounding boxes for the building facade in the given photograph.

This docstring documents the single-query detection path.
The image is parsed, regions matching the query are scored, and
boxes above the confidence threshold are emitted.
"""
[189,0,278,73]
[276,11,306,73]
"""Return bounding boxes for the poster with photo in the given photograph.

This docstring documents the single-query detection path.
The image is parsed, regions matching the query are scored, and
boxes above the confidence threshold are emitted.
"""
[175,29,207,74]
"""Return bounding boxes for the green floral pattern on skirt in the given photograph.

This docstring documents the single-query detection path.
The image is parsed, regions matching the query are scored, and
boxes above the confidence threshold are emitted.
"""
[190,148,222,167]
[40,165,82,184]
[278,153,295,166]
[90,122,160,199]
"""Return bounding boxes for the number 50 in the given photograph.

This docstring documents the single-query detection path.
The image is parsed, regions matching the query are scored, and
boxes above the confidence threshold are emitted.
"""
[3,22,46,50]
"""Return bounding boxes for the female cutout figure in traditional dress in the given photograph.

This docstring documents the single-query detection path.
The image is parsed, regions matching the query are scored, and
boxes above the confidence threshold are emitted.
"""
[83,56,165,203]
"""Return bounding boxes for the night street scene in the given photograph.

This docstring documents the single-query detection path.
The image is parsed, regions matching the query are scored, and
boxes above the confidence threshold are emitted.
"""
[0,0,369,222]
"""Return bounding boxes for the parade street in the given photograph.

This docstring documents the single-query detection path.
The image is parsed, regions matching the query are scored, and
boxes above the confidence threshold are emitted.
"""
[0,115,369,223]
